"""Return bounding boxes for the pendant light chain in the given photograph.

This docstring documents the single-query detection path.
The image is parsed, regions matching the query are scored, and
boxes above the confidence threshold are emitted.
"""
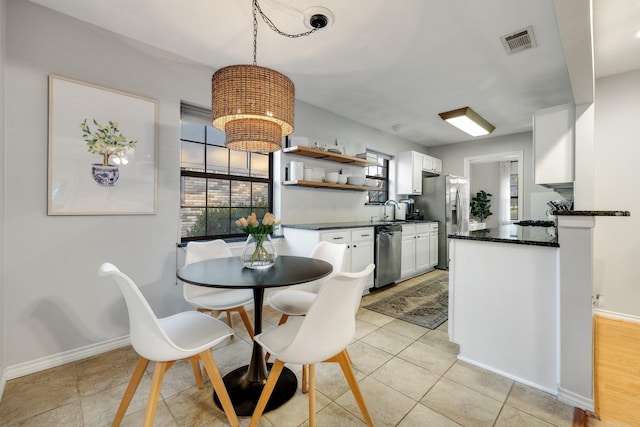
[253,0,258,65]
[213,1,320,153]
[252,0,317,65]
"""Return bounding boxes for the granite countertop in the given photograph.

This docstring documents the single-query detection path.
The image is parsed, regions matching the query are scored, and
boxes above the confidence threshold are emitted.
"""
[449,224,559,247]
[283,219,436,231]
[554,210,630,216]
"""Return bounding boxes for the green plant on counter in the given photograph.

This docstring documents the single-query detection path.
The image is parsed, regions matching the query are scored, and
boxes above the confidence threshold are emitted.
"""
[470,190,493,222]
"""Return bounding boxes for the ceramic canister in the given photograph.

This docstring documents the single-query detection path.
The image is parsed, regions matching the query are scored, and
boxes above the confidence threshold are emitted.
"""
[290,161,304,181]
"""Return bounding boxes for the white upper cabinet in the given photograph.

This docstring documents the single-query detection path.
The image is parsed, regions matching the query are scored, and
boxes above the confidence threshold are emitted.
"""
[397,151,442,195]
[533,104,575,185]
[422,155,433,172]
[397,151,423,195]
[431,157,443,175]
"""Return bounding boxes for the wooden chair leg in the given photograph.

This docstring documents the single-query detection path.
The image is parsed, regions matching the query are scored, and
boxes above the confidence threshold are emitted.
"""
[201,308,222,319]
[143,361,169,427]
[309,364,316,427]
[236,306,254,338]
[112,357,149,427]
[249,359,285,427]
[302,364,308,393]
[199,350,239,427]
[337,350,373,427]
[188,356,204,388]
[226,310,233,328]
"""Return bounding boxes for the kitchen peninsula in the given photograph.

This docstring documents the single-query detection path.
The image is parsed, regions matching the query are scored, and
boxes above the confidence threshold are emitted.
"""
[448,211,630,410]
[448,223,559,394]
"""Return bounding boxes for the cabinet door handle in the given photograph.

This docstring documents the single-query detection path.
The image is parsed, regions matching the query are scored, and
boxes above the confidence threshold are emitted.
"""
[361,234,371,237]
[333,237,344,240]
[353,244,357,248]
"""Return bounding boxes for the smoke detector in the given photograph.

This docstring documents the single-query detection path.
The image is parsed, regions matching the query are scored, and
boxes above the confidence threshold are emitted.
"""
[500,26,537,55]
[303,7,334,30]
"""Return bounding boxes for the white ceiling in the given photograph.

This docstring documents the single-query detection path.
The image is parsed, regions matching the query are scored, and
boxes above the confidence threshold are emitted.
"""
[29,0,640,147]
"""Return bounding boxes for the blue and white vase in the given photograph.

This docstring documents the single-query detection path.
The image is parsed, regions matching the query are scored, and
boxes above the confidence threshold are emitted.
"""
[91,164,119,186]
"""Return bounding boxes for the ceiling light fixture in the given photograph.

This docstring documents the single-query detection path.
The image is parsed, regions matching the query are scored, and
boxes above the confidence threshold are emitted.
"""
[438,107,495,137]
[212,0,321,153]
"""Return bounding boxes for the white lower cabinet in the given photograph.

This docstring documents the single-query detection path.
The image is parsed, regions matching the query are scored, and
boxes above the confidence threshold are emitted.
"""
[415,224,430,272]
[401,225,416,278]
[283,226,374,290]
[429,223,439,268]
[400,222,438,280]
[349,229,374,282]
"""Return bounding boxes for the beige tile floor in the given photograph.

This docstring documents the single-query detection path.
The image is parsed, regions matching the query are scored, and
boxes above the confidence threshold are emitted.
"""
[0,270,577,427]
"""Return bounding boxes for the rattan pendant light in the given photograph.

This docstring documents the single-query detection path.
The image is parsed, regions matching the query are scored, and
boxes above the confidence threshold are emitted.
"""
[212,0,319,153]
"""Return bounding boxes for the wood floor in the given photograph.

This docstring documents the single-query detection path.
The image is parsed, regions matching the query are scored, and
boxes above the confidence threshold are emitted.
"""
[593,315,640,425]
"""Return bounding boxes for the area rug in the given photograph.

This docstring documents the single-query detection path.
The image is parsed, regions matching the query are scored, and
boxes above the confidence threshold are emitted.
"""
[364,274,448,329]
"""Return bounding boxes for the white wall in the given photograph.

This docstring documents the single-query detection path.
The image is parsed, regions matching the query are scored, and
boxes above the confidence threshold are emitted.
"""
[427,132,560,220]
[280,102,424,226]
[1,0,7,394]
[2,1,422,373]
[592,70,640,317]
[3,0,207,368]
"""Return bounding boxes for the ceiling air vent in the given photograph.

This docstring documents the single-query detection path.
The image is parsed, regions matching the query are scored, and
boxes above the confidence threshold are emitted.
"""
[500,26,537,55]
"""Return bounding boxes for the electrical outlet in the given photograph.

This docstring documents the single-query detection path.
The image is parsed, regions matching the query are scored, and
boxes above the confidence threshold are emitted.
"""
[593,293,605,308]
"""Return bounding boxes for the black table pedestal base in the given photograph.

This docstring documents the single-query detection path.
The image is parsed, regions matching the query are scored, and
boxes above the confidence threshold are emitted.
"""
[213,363,298,416]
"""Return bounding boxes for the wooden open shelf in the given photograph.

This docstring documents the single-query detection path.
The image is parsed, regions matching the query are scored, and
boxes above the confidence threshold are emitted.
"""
[282,180,379,191]
[283,146,378,166]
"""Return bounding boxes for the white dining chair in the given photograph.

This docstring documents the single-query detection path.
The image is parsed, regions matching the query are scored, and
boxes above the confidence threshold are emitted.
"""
[249,264,376,427]
[183,240,254,338]
[267,241,347,325]
[98,263,239,427]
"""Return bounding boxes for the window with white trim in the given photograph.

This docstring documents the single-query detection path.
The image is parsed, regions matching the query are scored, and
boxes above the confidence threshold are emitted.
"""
[365,150,390,204]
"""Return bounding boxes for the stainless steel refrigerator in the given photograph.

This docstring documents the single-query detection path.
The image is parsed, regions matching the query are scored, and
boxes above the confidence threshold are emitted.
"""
[414,175,469,269]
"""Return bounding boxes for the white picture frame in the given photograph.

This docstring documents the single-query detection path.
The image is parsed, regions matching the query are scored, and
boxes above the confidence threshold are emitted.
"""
[48,75,158,215]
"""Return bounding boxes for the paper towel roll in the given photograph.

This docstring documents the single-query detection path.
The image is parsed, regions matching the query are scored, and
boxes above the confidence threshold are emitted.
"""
[290,161,304,181]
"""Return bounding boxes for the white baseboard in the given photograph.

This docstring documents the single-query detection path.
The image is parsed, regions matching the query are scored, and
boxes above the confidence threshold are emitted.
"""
[558,387,594,411]
[593,309,640,324]
[5,336,130,381]
[456,355,559,396]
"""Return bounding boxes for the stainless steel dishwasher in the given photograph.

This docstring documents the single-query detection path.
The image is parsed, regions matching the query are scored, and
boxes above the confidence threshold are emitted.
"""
[373,224,402,288]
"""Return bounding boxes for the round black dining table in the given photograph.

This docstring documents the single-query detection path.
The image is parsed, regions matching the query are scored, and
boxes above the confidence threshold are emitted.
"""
[176,255,332,416]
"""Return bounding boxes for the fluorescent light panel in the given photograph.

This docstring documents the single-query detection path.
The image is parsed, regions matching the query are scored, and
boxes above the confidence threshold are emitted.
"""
[439,107,495,137]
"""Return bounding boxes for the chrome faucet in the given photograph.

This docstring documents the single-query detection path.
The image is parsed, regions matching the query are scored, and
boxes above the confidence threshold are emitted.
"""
[383,199,399,222]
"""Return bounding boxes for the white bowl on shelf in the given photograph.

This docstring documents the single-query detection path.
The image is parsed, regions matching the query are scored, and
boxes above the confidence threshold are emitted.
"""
[324,172,339,183]
[304,167,325,182]
[364,178,377,187]
[347,176,365,186]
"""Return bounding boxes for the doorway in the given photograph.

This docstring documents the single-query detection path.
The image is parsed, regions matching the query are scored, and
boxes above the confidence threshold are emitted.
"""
[464,151,523,228]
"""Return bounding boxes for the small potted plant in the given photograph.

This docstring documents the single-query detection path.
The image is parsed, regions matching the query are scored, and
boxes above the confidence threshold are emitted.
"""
[80,119,137,186]
[470,190,493,223]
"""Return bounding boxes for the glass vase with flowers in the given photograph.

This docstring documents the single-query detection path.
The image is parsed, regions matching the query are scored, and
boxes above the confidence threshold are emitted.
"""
[236,212,280,269]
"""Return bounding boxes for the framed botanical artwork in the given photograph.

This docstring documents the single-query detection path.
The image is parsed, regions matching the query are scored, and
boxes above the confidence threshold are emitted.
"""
[48,75,158,215]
